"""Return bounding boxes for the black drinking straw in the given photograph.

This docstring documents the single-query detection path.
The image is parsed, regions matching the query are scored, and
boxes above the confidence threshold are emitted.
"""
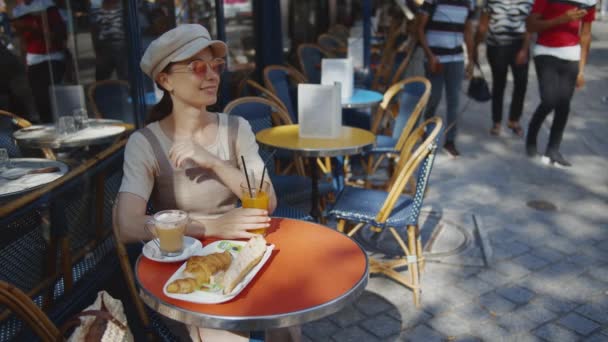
[259,150,277,190]
[241,155,253,197]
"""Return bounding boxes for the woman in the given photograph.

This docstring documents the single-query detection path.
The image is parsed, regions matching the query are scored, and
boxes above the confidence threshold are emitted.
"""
[114,24,277,341]
[474,0,533,137]
[525,0,595,166]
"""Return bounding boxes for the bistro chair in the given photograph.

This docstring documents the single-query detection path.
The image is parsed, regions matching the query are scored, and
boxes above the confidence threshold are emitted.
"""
[112,203,180,341]
[370,26,402,92]
[317,33,347,58]
[224,96,334,212]
[362,77,431,183]
[328,24,350,42]
[328,117,443,307]
[0,281,61,342]
[0,109,55,159]
[263,65,306,124]
[238,80,288,118]
[296,43,332,84]
[87,80,135,124]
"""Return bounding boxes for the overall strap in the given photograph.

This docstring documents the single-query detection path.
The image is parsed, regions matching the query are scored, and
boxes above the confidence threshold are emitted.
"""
[227,115,240,167]
[139,127,177,209]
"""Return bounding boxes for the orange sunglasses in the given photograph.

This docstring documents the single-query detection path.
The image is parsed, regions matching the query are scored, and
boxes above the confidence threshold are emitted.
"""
[172,58,226,76]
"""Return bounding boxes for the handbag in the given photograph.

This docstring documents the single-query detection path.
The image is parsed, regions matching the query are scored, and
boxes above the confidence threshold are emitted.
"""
[467,63,492,102]
[62,291,134,342]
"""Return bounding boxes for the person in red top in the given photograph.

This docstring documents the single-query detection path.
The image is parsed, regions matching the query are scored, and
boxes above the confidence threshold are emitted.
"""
[12,0,67,123]
[525,0,595,167]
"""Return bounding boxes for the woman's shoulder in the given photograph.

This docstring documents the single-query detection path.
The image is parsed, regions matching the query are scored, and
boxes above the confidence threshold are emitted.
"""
[127,122,161,147]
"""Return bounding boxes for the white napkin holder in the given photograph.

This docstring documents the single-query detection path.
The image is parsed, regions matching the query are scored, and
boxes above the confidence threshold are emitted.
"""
[298,83,342,139]
[348,38,364,70]
[321,58,354,101]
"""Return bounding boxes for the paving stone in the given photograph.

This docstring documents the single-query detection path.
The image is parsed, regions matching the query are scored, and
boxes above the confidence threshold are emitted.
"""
[496,286,536,305]
[427,312,472,337]
[533,323,579,342]
[479,292,517,316]
[360,314,401,338]
[354,292,393,316]
[387,307,432,329]
[531,246,565,263]
[515,303,558,324]
[557,312,601,336]
[330,325,380,342]
[402,324,444,342]
[302,319,340,340]
[513,253,551,271]
[576,302,608,324]
[585,333,608,342]
[588,266,608,283]
[561,276,608,303]
[493,261,532,281]
[543,260,587,279]
[497,312,542,334]
[453,337,482,342]
[544,238,580,255]
[535,296,579,314]
[456,276,495,296]
[471,322,511,341]
[476,269,512,287]
[328,305,366,327]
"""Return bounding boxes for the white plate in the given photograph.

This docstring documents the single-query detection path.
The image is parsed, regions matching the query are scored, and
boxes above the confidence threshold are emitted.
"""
[142,236,202,263]
[163,240,275,304]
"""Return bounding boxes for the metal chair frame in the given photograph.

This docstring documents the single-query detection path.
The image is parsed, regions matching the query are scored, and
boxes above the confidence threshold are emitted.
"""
[0,109,55,160]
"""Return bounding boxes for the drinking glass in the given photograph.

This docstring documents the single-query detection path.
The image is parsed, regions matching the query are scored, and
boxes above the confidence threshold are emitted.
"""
[144,210,189,256]
[56,116,76,136]
[72,108,89,130]
[0,148,9,171]
[240,180,270,235]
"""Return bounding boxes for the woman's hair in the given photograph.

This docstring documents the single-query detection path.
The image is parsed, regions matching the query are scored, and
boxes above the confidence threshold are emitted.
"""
[145,88,173,124]
[145,64,173,124]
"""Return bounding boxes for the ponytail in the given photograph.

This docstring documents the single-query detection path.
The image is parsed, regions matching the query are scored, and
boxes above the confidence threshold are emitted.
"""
[145,89,172,124]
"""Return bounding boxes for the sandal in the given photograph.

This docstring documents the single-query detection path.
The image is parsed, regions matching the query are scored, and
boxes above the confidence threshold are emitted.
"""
[490,124,501,136]
[507,122,524,137]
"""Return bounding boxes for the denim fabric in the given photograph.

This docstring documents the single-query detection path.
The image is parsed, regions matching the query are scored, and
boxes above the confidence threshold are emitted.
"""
[526,55,578,152]
[487,41,529,124]
[424,60,464,142]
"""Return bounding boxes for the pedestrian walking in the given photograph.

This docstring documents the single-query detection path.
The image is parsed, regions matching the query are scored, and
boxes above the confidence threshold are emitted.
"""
[417,0,476,157]
[525,0,596,166]
[474,0,534,137]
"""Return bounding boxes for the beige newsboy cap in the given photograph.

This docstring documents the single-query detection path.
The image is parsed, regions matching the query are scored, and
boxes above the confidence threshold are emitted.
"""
[140,24,227,81]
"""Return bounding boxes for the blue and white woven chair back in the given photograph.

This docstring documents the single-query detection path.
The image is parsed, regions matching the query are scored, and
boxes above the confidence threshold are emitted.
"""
[393,77,430,141]
[0,111,25,157]
[377,117,443,224]
[264,66,306,124]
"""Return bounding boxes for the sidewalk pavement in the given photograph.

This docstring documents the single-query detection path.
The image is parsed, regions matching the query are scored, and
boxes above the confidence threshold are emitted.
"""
[301,21,608,342]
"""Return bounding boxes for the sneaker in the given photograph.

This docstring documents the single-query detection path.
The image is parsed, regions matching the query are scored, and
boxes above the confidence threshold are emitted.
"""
[542,150,572,167]
[525,144,537,157]
[444,141,460,157]
[490,124,501,136]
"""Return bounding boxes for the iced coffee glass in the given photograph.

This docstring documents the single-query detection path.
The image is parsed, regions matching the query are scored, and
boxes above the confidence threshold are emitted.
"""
[240,181,270,235]
[145,210,189,256]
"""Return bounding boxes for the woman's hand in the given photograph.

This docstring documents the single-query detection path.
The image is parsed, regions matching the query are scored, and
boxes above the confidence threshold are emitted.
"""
[428,54,443,75]
[558,9,587,24]
[515,48,528,65]
[576,73,585,89]
[169,140,220,169]
[203,208,271,239]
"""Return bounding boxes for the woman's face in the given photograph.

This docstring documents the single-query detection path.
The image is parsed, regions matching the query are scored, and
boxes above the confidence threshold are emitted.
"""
[158,47,224,109]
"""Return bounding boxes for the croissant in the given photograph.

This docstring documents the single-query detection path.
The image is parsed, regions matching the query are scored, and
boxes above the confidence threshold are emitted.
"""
[167,251,232,294]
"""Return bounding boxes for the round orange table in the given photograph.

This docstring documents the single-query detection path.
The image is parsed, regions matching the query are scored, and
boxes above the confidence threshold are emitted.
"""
[136,218,369,330]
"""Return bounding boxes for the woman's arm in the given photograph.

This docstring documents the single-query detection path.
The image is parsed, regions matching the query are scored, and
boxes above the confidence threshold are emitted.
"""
[526,10,587,33]
[577,21,592,88]
[473,11,489,63]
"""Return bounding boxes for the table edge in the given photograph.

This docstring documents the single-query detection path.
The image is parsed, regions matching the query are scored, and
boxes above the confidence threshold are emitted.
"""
[135,226,370,330]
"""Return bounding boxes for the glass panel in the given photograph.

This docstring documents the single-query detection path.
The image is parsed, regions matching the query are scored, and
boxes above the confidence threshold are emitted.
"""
[222,0,254,70]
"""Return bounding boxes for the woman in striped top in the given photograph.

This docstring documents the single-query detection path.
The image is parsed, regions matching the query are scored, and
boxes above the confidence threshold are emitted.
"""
[474,0,534,137]
[525,0,595,167]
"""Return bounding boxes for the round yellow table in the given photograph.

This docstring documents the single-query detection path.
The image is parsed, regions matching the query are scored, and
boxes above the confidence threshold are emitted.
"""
[256,125,375,220]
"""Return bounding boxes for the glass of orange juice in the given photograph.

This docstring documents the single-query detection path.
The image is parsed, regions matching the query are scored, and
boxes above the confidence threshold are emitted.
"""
[241,180,270,235]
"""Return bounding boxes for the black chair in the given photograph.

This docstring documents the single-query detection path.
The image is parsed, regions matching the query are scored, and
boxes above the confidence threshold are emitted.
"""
[87,80,135,124]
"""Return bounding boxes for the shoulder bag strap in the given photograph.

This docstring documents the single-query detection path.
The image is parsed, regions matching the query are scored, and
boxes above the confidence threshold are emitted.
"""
[139,127,177,208]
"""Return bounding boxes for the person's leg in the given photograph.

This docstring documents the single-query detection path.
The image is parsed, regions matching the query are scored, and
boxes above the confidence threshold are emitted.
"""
[507,41,529,134]
[526,55,559,156]
[487,44,509,132]
[28,62,54,123]
[444,61,465,145]
[95,42,114,81]
[544,58,578,165]
[423,63,445,121]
